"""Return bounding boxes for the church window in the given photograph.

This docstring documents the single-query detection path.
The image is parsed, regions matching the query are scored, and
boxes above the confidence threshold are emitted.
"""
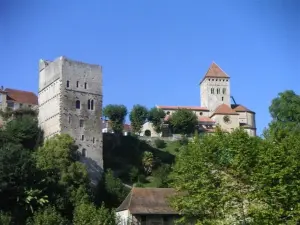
[76,100,80,109]
[76,81,79,87]
[223,88,226,94]
[67,80,70,88]
[211,88,214,94]
[91,100,94,110]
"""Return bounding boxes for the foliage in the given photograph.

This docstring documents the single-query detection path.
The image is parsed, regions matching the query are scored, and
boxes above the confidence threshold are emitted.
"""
[142,151,154,175]
[154,139,166,148]
[73,202,117,225]
[178,136,189,146]
[103,104,128,133]
[27,206,68,225]
[129,104,148,134]
[148,107,166,133]
[0,212,11,225]
[169,109,198,135]
[144,129,151,136]
[0,108,37,121]
[129,166,139,183]
[170,129,261,224]
[152,164,171,188]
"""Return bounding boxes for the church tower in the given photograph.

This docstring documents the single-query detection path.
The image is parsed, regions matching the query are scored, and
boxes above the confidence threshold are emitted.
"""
[200,62,231,112]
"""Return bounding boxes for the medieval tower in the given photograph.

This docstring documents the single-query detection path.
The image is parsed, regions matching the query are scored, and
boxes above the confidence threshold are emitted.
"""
[38,56,103,185]
[200,62,231,112]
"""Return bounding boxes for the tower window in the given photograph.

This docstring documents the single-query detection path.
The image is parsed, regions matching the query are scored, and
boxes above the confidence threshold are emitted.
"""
[68,115,71,123]
[88,99,91,110]
[80,119,84,127]
[217,88,220,94]
[76,100,80,109]
[91,100,94,110]
[67,80,70,88]
[92,137,95,143]
[223,88,226,94]
[211,88,214,94]
[82,148,87,157]
[84,82,87,89]
[81,135,84,140]
[222,97,224,101]
[76,81,79,87]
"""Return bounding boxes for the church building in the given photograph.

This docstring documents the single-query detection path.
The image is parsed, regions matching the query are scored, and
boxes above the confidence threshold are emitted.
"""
[142,62,256,137]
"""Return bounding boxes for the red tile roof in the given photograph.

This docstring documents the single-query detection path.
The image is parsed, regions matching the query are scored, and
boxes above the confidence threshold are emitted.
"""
[211,104,239,117]
[4,88,38,105]
[200,62,229,84]
[116,188,178,215]
[157,105,209,111]
[198,116,214,123]
[231,104,255,114]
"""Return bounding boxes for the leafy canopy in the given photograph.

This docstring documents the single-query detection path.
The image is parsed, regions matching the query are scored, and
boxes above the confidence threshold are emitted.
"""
[103,104,128,133]
[169,109,198,135]
[129,104,148,134]
[148,107,165,133]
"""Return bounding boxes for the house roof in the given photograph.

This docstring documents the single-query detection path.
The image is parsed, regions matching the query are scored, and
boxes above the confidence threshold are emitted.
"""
[4,88,38,105]
[116,188,178,215]
[157,105,209,111]
[200,62,229,84]
[231,104,255,114]
[198,116,215,123]
[211,104,239,117]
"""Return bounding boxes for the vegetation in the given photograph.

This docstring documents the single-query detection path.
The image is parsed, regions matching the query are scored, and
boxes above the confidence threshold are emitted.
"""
[147,107,166,133]
[169,108,198,135]
[103,104,127,133]
[0,109,117,224]
[129,104,148,134]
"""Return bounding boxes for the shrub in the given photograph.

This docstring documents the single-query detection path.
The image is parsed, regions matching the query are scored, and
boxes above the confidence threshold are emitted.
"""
[154,139,166,148]
[129,166,139,183]
[178,136,189,146]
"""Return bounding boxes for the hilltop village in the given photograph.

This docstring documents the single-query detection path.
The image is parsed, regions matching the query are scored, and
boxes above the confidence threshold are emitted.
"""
[0,56,299,224]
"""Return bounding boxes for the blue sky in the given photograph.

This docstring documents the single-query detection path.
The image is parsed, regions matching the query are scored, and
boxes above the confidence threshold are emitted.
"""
[0,0,299,135]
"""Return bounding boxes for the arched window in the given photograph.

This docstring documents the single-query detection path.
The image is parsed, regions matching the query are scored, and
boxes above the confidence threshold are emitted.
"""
[76,100,80,109]
[67,80,70,88]
[211,88,214,94]
[91,100,94,110]
[87,100,91,110]
[82,148,87,157]
[222,97,224,101]
[223,88,226,94]
[217,88,220,94]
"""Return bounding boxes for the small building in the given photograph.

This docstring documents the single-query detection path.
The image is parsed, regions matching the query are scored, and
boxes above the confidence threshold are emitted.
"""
[116,188,179,225]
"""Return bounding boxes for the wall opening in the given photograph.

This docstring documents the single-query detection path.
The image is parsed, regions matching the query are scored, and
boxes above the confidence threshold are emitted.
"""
[80,119,84,127]
[84,82,87,89]
[223,88,226,94]
[81,135,84,140]
[76,81,79,88]
[76,100,80,109]
[91,100,94,110]
[87,100,91,110]
[67,80,70,88]
[92,137,95,143]
[82,148,87,157]
[211,88,214,94]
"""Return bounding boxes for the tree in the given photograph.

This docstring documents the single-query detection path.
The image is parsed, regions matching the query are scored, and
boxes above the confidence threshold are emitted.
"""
[129,104,148,134]
[103,105,127,134]
[73,202,117,225]
[170,129,261,224]
[169,109,198,135]
[142,151,154,175]
[148,107,165,133]
[27,206,68,225]
[266,90,300,141]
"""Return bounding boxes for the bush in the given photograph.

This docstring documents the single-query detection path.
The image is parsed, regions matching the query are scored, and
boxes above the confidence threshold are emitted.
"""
[0,212,11,225]
[27,206,68,225]
[144,130,151,137]
[154,139,166,148]
[129,166,139,183]
[178,136,189,146]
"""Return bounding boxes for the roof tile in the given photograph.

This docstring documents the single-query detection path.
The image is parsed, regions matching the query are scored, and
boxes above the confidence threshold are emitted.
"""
[211,104,239,117]
[200,62,229,84]
[4,88,38,105]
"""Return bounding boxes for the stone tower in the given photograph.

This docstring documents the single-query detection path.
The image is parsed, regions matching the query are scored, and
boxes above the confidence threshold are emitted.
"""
[200,62,231,112]
[38,56,103,185]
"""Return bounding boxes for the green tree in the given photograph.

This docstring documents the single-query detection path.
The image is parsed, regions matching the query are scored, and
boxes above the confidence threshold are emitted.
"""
[266,90,300,141]
[73,202,117,225]
[103,104,128,134]
[170,129,261,224]
[169,109,198,135]
[0,211,12,225]
[129,104,148,134]
[142,151,154,175]
[27,206,68,225]
[148,107,166,133]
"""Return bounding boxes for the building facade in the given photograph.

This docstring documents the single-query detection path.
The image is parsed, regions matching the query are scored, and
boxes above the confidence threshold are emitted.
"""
[141,62,256,137]
[38,56,103,184]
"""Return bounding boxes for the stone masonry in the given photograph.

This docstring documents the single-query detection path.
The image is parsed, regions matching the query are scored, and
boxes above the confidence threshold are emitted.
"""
[38,56,103,185]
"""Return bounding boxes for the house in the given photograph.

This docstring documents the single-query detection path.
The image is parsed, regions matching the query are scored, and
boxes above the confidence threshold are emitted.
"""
[116,188,179,225]
[102,119,132,136]
[0,87,38,111]
[141,62,256,137]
